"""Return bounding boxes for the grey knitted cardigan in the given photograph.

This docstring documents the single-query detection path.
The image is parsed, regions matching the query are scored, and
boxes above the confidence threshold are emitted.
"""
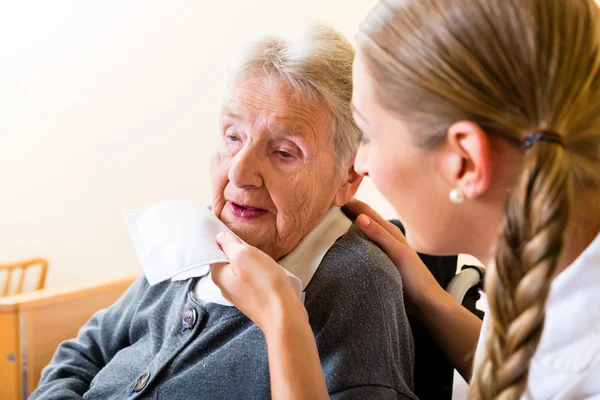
[30,225,417,400]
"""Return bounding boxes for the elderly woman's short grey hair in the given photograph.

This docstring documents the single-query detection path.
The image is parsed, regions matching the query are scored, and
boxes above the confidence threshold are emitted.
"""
[228,23,361,170]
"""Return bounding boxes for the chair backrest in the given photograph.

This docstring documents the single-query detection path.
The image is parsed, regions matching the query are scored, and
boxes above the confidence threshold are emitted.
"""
[388,220,485,400]
[0,258,48,297]
[409,253,458,400]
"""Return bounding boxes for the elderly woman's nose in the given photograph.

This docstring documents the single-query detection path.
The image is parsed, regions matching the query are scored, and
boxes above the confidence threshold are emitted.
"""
[228,147,264,188]
[354,145,369,177]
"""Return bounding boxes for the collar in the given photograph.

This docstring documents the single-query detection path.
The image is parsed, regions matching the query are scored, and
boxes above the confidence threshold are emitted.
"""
[276,206,352,291]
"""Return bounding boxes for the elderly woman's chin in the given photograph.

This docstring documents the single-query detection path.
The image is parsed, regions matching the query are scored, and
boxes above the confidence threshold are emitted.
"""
[220,202,276,251]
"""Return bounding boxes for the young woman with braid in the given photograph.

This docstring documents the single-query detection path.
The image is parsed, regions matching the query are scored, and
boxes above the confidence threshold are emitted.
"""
[210,0,600,398]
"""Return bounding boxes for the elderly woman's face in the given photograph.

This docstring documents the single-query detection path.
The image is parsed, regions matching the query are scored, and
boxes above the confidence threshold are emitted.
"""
[211,75,357,260]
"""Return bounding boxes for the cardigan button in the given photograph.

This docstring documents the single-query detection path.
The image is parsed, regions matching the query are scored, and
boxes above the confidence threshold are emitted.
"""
[182,307,198,330]
[133,371,150,392]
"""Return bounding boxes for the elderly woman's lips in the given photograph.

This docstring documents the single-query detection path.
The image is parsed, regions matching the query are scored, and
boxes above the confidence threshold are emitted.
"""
[228,202,268,219]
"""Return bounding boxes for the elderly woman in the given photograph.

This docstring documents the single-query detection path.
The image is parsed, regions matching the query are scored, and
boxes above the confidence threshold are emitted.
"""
[30,25,417,400]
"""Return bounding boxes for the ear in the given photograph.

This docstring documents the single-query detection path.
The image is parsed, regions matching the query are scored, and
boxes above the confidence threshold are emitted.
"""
[333,163,364,207]
[437,121,493,200]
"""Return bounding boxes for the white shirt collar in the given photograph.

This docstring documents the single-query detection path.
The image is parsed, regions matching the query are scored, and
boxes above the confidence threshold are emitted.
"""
[277,206,352,291]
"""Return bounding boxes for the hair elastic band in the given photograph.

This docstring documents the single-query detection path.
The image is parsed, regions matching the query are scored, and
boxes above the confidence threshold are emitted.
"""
[522,130,564,150]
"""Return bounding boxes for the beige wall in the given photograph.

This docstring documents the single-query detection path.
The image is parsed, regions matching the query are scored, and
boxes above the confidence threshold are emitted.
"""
[1,1,401,289]
[0,1,482,291]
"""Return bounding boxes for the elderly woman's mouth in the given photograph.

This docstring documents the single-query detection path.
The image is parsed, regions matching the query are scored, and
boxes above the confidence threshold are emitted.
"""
[228,201,269,219]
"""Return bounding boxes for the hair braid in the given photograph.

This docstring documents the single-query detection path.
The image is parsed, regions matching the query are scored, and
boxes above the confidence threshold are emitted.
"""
[470,141,571,399]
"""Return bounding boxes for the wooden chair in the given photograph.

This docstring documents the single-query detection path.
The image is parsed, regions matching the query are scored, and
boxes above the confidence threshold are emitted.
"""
[0,275,136,400]
[0,258,48,297]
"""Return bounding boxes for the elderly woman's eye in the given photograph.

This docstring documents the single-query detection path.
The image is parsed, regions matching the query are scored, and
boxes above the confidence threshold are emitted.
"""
[278,150,294,158]
[226,134,240,142]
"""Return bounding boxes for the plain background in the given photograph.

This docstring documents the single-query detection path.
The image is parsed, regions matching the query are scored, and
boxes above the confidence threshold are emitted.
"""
[0,1,481,289]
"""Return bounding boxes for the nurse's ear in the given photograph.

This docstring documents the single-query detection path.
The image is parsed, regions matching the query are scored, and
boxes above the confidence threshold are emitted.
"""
[437,121,493,200]
[333,162,363,207]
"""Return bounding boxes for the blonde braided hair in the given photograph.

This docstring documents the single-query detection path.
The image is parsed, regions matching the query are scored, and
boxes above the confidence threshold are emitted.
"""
[469,140,571,399]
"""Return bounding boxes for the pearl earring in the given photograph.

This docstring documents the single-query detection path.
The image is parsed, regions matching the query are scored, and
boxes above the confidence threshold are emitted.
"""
[449,188,465,204]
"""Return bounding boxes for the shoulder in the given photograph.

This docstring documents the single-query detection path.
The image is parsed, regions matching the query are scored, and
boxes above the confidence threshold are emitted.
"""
[307,224,403,299]
[303,223,408,335]
[305,225,416,397]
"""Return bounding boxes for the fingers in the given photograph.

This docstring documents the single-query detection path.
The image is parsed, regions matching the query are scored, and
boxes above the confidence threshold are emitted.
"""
[346,198,384,223]
[210,261,234,284]
[209,262,234,305]
[346,198,398,231]
[216,232,244,259]
[355,214,408,261]
[212,232,245,293]
[347,199,408,245]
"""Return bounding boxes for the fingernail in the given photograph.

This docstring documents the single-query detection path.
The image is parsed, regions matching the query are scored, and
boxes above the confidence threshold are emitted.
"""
[357,214,371,227]
[216,232,226,243]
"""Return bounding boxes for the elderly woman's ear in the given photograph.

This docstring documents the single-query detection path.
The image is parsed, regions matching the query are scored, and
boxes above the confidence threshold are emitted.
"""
[333,164,363,207]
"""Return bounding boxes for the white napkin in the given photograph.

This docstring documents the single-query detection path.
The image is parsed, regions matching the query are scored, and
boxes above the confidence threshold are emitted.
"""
[124,200,302,300]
